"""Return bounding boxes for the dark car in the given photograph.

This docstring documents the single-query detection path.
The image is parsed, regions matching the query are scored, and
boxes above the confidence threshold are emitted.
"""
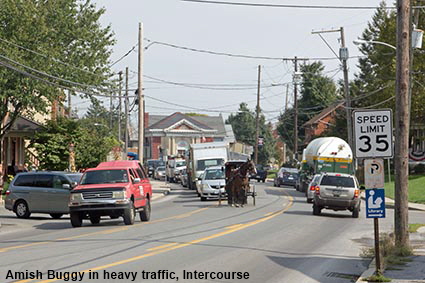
[274,167,299,187]
[146,159,165,177]
[249,164,267,183]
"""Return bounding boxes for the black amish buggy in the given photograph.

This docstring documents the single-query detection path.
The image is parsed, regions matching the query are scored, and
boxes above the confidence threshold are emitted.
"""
[224,160,257,207]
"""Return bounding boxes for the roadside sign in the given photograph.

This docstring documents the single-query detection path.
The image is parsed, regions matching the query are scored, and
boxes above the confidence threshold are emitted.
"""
[353,109,393,158]
[366,189,386,218]
[364,159,385,188]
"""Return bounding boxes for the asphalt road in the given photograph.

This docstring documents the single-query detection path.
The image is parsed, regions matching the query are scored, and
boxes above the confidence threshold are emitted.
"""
[1,181,424,283]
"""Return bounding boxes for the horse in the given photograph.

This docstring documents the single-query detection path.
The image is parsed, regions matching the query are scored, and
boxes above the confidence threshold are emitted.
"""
[227,160,257,207]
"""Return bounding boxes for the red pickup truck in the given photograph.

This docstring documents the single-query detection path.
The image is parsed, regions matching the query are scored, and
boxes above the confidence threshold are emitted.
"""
[69,161,152,227]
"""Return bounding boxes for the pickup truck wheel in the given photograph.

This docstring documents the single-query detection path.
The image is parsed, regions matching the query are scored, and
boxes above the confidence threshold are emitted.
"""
[15,200,31,219]
[139,199,151,222]
[50,213,63,219]
[306,198,313,203]
[313,204,321,216]
[123,201,135,225]
[262,179,265,183]
[200,196,207,201]
[70,212,83,227]
[90,215,101,224]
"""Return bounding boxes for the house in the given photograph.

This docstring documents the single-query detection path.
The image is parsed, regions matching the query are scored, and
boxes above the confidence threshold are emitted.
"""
[129,112,227,160]
[302,102,345,145]
[1,116,42,183]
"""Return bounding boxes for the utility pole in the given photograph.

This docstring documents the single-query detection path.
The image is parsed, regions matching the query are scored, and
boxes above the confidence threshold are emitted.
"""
[394,0,410,250]
[68,90,72,118]
[125,67,129,157]
[110,91,113,129]
[138,22,144,162]
[285,84,289,112]
[340,27,352,149]
[293,57,299,160]
[254,65,261,164]
[312,28,352,148]
[118,71,123,144]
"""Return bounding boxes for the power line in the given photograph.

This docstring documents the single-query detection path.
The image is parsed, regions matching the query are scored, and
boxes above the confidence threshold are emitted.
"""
[144,38,366,61]
[109,43,138,67]
[181,0,412,10]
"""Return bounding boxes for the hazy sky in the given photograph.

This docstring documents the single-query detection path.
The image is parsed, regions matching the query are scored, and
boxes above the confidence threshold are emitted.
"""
[80,0,393,125]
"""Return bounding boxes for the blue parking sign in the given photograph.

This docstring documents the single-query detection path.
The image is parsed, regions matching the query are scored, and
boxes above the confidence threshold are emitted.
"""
[366,189,386,218]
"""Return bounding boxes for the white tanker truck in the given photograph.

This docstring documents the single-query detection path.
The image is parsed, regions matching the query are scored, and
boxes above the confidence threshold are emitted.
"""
[296,137,354,193]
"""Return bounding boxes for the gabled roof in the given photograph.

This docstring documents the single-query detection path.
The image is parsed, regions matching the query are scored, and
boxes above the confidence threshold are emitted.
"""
[303,101,344,127]
[8,116,42,133]
[148,112,214,131]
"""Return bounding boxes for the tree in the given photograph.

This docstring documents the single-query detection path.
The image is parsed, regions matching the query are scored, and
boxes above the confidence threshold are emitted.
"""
[32,117,119,171]
[226,103,256,145]
[352,1,425,124]
[0,0,115,140]
[277,62,338,151]
[226,103,276,165]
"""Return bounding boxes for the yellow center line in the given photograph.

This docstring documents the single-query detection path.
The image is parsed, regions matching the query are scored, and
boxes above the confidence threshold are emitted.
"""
[17,192,294,283]
[0,207,210,253]
[147,242,178,251]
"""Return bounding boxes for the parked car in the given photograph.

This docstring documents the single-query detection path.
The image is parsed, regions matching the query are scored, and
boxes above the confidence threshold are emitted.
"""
[180,168,188,187]
[154,166,166,180]
[305,174,321,203]
[249,164,267,182]
[4,171,80,219]
[198,166,226,201]
[146,159,165,177]
[69,162,152,227]
[312,172,364,218]
[274,167,299,187]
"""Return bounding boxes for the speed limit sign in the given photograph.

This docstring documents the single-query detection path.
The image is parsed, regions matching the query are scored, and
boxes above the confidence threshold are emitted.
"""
[353,109,393,158]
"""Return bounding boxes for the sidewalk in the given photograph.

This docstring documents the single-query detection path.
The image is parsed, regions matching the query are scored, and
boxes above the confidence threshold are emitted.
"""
[357,194,425,283]
[361,192,425,212]
[356,227,425,283]
[150,179,171,201]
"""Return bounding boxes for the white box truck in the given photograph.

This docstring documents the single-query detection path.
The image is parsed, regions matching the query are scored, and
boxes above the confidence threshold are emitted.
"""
[186,142,229,190]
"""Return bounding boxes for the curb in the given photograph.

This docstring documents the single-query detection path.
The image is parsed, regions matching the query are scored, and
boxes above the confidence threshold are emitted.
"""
[355,259,376,283]
[360,194,425,212]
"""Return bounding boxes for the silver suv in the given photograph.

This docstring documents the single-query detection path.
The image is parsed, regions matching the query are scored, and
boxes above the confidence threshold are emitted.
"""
[4,172,81,219]
[312,172,363,218]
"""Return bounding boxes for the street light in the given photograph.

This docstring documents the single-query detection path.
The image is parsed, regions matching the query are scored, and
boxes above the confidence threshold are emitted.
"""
[353,39,397,50]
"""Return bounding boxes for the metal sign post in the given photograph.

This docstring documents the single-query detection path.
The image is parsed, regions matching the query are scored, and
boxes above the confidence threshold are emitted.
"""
[366,188,386,274]
[354,109,392,276]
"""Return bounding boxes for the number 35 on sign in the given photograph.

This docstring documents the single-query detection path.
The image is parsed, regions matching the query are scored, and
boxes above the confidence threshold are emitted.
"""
[353,109,393,158]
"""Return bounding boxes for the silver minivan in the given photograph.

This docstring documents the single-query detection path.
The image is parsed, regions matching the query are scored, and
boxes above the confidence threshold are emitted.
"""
[4,172,81,219]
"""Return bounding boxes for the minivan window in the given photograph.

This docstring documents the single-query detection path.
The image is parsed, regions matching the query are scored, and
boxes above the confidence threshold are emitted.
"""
[53,175,71,189]
[81,170,129,185]
[14,175,35,186]
[35,175,53,188]
[320,175,355,188]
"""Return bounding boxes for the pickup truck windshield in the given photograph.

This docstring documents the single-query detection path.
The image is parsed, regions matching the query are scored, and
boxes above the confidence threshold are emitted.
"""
[320,175,355,187]
[80,170,129,185]
[204,169,225,180]
[176,161,186,167]
[197,159,224,171]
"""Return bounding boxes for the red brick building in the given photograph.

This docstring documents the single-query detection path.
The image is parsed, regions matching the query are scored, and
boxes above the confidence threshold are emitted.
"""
[302,102,344,145]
